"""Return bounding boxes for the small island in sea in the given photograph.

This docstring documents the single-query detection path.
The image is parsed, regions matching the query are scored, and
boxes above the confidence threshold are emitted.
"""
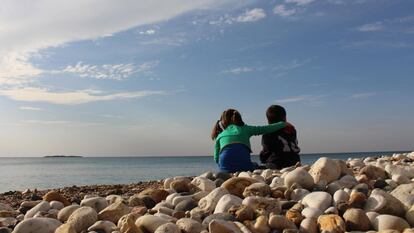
[43,155,83,158]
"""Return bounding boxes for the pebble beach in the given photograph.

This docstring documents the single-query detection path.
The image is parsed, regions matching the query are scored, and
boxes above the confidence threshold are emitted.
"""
[1,151,414,233]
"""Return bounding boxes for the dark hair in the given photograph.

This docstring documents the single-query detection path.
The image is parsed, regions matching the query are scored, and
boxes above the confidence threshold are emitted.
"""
[211,109,245,140]
[266,105,286,123]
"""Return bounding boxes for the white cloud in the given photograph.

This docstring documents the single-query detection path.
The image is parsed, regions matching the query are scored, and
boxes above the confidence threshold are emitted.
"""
[235,8,266,22]
[357,22,384,32]
[273,58,312,70]
[285,0,315,6]
[223,67,254,74]
[273,5,296,17]
[351,92,377,98]
[0,0,235,85]
[19,106,44,111]
[139,29,156,35]
[275,95,325,105]
[0,87,167,105]
[60,61,158,80]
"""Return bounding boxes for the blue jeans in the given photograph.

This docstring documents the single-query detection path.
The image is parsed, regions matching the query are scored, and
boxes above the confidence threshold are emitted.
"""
[218,143,254,173]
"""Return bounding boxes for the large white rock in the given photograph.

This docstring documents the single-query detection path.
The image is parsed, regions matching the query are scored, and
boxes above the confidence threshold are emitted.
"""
[191,177,216,192]
[333,189,350,205]
[284,168,314,190]
[301,207,323,219]
[390,183,414,210]
[198,187,229,212]
[13,217,62,233]
[301,191,332,211]
[373,214,410,231]
[214,194,243,214]
[308,157,341,184]
[24,201,50,219]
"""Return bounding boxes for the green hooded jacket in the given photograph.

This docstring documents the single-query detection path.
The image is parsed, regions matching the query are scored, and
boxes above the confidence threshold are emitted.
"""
[214,122,286,162]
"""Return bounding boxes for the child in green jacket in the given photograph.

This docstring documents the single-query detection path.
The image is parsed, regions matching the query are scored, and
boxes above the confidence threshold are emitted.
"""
[211,108,289,172]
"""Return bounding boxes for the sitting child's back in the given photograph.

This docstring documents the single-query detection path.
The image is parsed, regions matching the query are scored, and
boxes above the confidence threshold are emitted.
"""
[260,105,300,169]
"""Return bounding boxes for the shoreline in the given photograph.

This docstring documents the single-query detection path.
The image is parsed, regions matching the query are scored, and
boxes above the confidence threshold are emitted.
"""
[1,151,414,232]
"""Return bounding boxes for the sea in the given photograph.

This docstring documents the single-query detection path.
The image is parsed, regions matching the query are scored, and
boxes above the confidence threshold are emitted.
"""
[0,151,410,193]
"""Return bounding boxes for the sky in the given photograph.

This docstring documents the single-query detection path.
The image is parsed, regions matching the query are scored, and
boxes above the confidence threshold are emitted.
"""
[0,0,413,157]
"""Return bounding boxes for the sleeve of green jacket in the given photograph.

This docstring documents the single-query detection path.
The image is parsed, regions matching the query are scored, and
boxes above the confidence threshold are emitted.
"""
[245,122,286,136]
[214,139,220,163]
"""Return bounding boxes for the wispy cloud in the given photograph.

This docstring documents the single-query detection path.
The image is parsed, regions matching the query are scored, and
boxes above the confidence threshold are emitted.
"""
[0,87,168,105]
[285,0,315,6]
[275,95,325,105]
[273,5,297,17]
[100,114,124,119]
[139,29,156,35]
[209,8,266,25]
[357,22,384,32]
[351,92,377,99]
[222,67,254,75]
[273,58,313,71]
[235,8,266,23]
[19,106,44,111]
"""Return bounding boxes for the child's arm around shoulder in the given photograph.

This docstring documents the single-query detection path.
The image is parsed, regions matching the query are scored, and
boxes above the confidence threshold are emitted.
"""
[245,121,288,136]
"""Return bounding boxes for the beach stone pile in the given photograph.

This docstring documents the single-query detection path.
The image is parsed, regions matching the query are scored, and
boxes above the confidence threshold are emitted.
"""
[1,152,414,233]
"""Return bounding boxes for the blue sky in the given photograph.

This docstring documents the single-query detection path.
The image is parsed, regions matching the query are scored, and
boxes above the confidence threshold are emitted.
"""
[0,0,413,156]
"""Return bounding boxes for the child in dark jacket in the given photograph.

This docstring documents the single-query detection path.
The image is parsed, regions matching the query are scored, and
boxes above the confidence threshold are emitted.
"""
[260,105,301,169]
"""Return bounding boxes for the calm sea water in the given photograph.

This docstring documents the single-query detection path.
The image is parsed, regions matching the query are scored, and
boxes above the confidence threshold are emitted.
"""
[0,151,409,193]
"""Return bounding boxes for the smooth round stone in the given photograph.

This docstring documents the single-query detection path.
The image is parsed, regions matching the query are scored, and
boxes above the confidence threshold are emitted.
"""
[24,201,50,219]
[317,214,346,233]
[364,194,386,212]
[284,168,314,190]
[268,215,297,230]
[243,183,271,197]
[175,199,198,212]
[208,219,240,233]
[214,194,243,214]
[135,215,170,233]
[191,177,216,192]
[215,172,232,181]
[392,174,411,184]
[338,175,358,189]
[198,187,229,212]
[349,191,367,209]
[333,189,350,205]
[405,205,414,226]
[43,191,71,206]
[371,189,406,216]
[13,217,62,233]
[228,204,255,221]
[270,177,285,188]
[154,222,181,233]
[359,165,388,180]
[50,201,64,210]
[301,191,332,211]
[80,197,108,212]
[374,179,388,189]
[172,196,193,206]
[324,206,338,215]
[326,181,343,195]
[105,195,124,204]
[214,179,224,187]
[343,208,371,231]
[176,218,203,233]
[290,188,310,201]
[170,180,190,193]
[353,183,369,196]
[390,183,414,210]
[200,171,215,180]
[66,206,98,232]
[246,215,271,233]
[140,189,170,204]
[221,177,258,198]
[98,201,131,224]
[88,220,117,233]
[202,213,236,227]
[302,207,323,219]
[308,157,341,184]
[300,218,318,233]
[373,214,410,231]
[366,211,379,226]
